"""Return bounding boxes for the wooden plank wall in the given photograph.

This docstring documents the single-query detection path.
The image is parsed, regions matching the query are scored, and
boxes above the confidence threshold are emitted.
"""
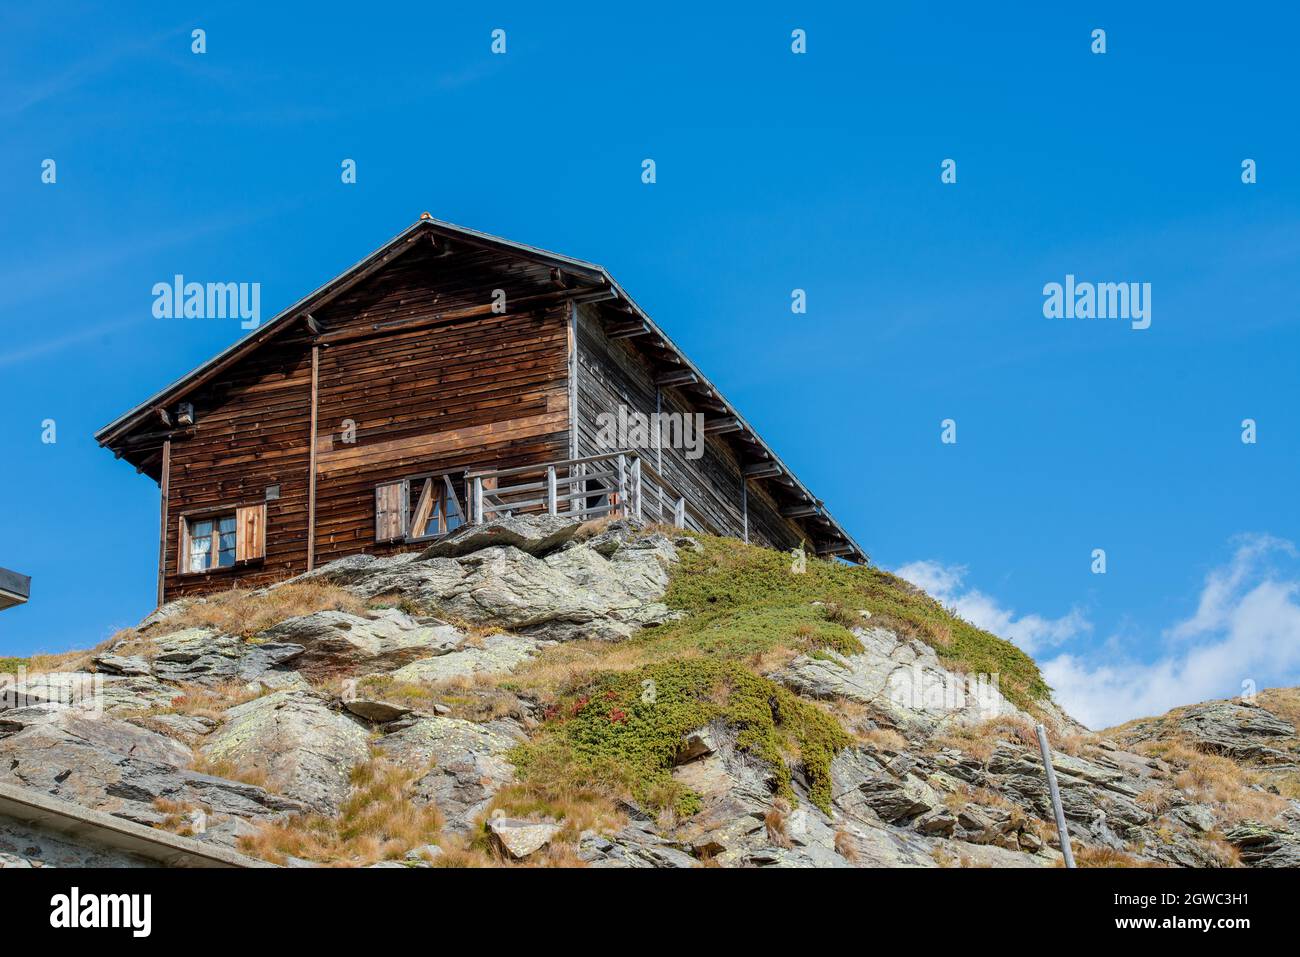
[307,243,571,566]
[163,336,313,598]
[158,241,572,599]
[152,237,808,601]
[572,304,807,553]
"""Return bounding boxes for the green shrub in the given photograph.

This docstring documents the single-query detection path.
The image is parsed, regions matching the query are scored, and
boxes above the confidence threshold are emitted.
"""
[513,659,851,816]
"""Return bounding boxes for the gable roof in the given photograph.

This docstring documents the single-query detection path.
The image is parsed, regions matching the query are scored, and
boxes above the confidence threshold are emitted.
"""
[96,215,866,563]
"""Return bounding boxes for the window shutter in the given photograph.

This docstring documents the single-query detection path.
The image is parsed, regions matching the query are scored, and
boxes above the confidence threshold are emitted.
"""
[178,515,190,574]
[375,481,408,541]
[409,478,435,538]
[236,504,267,561]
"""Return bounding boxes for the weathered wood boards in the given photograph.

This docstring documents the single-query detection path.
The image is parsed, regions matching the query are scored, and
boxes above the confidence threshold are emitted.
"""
[98,218,861,603]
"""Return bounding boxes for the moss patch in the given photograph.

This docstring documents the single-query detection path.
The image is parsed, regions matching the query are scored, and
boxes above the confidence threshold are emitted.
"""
[664,535,1050,710]
[512,658,851,816]
[628,601,863,665]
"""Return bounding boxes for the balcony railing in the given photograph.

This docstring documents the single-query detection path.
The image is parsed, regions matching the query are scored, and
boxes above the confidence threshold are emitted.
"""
[465,451,712,532]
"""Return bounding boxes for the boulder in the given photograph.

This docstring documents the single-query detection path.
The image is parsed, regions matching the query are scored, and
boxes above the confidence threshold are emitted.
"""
[1,671,181,717]
[487,816,561,860]
[0,707,302,826]
[1176,701,1296,762]
[382,633,547,684]
[1224,821,1300,867]
[257,608,463,679]
[775,625,1024,736]
[343,698,411,723]
[126,712,217,745]
[420,514,582,559]
[93,654,152,677]
[201,691,369,814]
[149,628,305,686]
[404,844,444,865]
[305,530,677,642]
[578,824,697,868]
[676,728,717,764]
[377,716,523,832]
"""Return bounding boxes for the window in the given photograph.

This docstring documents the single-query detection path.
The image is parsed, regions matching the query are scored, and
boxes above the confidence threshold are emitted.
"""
[375,473,465,543]
[180,504,266,573]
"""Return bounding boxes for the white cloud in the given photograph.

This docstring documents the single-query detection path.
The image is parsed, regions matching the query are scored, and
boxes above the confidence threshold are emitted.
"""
[1045,536,1300,729]
[898,536,1300,731]
[894,559,1091,655]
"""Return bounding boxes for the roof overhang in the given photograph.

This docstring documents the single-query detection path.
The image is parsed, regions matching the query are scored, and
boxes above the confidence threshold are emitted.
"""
[0,567,30,611]
[0,780,267,867]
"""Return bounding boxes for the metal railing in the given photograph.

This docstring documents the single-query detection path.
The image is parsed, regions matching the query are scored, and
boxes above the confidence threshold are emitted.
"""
[465,450,712,532]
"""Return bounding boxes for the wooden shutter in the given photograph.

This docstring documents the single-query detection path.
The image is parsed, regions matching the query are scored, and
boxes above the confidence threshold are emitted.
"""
[375,480,408,541]
[409,478,435,538]
[236,504,267,561]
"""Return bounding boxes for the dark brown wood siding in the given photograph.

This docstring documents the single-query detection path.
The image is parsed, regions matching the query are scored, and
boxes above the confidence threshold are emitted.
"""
[158,240,573,600]
[310,302,570,566]
[144,236,822,603]
[163,336,313,598]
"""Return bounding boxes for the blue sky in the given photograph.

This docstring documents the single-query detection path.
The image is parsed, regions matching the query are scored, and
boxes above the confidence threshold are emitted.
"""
[2,3,1297,726]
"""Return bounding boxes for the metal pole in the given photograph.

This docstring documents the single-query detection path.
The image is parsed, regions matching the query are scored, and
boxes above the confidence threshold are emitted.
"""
[1036,723,1075,868]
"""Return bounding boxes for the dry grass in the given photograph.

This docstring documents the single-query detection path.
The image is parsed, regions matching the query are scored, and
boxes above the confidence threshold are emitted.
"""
[23,628,131,676]
[931,846,986,868]
[190,754,272,791]
[1068,845,1154,868]
[238,756,443,866]
[1135,739,1288,825]
[860,727,909,752]
[509,637,682,698]
[933,715,1038,761]
[345,672,525,724]
[764,798,792,848]
[151,581,366,640]
[1201,836,1243,868]
[1276,773,1300,800]
[364,592,426,617]
[1051,732,1097,759]
[833,827,859,863]
[158,681,265,722]
[153,798,206,837]
[820,600,861,629]
[1135,785,1176,815]
[1256,687,1300,730]
[484,738,627,851]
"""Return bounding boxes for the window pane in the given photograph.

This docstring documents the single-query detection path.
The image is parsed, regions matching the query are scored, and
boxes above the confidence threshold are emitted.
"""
[192,520,213,537]
[218,531,237,566]
[189,528,211,572]
[445,500,463,532]
[217,516,237,533]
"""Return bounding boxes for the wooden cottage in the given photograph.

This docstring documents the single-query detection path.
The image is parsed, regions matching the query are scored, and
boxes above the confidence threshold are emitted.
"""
[96,216,866,603]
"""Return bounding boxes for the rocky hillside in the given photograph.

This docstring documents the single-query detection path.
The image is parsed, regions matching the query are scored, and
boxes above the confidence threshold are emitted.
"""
[2,516,1296,867]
